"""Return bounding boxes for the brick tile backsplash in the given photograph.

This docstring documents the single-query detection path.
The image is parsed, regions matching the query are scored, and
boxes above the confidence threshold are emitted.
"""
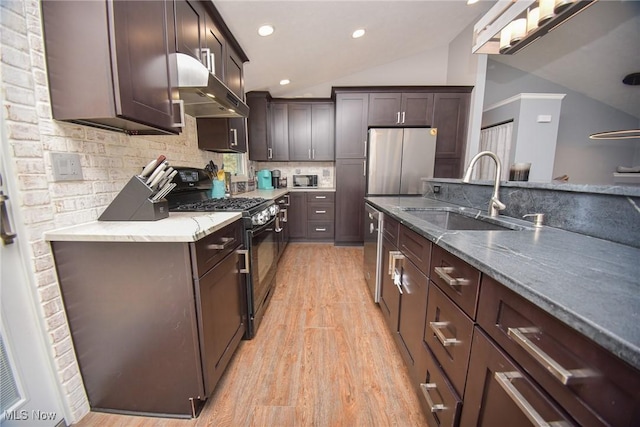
[1,1,225,422]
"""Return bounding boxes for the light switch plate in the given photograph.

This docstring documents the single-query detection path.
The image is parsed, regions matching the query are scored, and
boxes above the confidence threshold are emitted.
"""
[51,153,83,181]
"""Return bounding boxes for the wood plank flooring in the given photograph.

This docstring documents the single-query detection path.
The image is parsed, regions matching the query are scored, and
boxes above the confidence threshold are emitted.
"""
[77,243,427,426]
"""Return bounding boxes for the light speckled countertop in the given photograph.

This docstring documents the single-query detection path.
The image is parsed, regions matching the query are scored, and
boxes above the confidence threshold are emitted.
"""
[366,196,640,371]
[44,212,243,243]
[43,188,335,243]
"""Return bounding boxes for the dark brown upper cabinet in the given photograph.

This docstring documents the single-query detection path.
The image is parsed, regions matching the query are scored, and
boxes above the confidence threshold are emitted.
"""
[204,12,224,78]
[334,92,369,159]
[42,0,182,135]
[432,92,470,178]
[368,92,434,127]
[225,44,244,99]
[288,103,335,161]
[175,0,206,63]
[175,0,246,97]
[246,94,289,162]
[246,92,271,161]
[196,117,247,153]
[269,102,290,161]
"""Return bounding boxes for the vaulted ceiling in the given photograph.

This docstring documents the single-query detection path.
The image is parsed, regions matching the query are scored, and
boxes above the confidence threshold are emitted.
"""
[215,0,640,119]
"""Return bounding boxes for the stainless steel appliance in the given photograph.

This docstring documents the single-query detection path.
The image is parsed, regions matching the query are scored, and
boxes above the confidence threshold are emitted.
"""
[167,168,281,338]
[293,174,318,187]
[366,128,437,195]
[364,203,383,302]
[271,169,281,188]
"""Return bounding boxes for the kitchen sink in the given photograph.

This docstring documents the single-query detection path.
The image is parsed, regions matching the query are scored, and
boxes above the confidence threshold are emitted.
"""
[401,208,526,231]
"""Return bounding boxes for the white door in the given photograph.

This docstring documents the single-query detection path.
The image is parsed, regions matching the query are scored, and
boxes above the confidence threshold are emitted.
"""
[1,136,67,425]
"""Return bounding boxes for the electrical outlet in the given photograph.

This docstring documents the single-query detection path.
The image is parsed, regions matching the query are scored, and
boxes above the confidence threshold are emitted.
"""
[433,185,441,194]
[51,153,83,181]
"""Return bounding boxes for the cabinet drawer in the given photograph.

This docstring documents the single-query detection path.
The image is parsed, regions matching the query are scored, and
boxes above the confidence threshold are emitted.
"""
[461,328,576,427]
[430,244,481,319]
[306,192,335,203]
[477,276,640,427]
[306,222,334,240]
[399,225,431,276]
[383,215,400,246]
[424,282,474,397]
[416,345,462,427]
[307,203,335,221]
[193,220,243,277]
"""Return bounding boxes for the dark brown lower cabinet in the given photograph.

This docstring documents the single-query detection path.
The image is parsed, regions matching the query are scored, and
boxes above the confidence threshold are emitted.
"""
[415,344,462,427]
[51,220,246,418]
[396,257,429,384]
[335,158,366,244]
[477,275,640,427]
[379,236,401,332]
[287,192,307,239]
[461,328,576,427]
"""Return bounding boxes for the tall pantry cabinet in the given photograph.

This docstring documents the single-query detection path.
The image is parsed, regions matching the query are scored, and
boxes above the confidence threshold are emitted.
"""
[334,91,369,245]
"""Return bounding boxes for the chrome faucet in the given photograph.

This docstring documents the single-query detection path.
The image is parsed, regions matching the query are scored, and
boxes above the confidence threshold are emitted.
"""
[462,151,506,217]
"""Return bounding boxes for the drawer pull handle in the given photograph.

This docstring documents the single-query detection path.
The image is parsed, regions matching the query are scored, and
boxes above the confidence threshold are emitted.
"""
[508,327,597,386]
[315,210,327,214]
[495,371,571,427]
[315,228,327,232]
[393,270,403,295]
[429,321,461,347]
[388,251,404,276]
[434,266,469,288]
[207,237,236,250]
[419,383,445,413]
[237,249,250,274]
[315,196,327,199]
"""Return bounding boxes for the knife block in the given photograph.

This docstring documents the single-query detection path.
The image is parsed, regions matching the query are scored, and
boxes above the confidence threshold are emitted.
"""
[99,176,169,221]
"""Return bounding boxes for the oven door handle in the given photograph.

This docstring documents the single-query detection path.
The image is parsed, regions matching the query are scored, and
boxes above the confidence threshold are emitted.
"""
[237,249,250,274]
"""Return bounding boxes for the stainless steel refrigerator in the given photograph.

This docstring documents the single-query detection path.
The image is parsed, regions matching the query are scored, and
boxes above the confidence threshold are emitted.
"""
[366,128,437,195]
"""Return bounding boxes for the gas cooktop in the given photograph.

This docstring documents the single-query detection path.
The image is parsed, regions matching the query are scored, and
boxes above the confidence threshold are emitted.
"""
[171,197,268,212]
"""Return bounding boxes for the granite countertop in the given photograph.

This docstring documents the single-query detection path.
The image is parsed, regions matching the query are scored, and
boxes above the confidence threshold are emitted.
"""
[43,212,242,243]
[366,196,640,371]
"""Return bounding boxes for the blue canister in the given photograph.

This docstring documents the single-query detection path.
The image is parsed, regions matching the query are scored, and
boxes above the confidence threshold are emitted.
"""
[211,180,225,198]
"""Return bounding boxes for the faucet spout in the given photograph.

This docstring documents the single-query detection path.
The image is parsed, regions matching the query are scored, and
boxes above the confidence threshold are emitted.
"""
[462,151,506,217]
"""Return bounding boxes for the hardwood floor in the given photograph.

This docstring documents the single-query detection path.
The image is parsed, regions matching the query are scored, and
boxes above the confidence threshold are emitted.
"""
[77,243,427,426]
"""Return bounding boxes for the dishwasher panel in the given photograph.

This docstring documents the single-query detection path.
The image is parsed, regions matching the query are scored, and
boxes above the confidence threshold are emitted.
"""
[364,203,383,302]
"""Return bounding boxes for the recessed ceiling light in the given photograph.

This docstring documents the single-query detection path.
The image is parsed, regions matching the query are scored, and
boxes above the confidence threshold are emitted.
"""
[467,0,479,4]
[258,25,274,37]
[280,79,290,86]
[352,29,365,39]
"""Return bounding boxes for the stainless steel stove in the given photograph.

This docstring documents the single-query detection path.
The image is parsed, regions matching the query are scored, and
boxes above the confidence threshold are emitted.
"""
[166,167,280,339]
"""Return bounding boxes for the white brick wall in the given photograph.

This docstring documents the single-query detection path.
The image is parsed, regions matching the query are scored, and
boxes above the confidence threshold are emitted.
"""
[1,0,224,422]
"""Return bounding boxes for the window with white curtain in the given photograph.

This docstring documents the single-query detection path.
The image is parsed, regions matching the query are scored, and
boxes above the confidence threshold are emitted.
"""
[477,121,513,181]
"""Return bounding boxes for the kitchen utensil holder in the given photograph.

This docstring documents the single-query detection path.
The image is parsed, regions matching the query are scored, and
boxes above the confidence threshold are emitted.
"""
[99,175,169,221]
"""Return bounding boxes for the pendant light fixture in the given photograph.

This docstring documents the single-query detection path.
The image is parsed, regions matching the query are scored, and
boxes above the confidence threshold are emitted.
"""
[589,72,640,140]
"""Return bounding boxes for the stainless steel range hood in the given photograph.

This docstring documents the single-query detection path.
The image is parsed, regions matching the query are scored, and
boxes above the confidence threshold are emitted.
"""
[174,53,249,118]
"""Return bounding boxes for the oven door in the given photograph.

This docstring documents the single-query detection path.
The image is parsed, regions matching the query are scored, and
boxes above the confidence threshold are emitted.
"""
[246,215,279,338]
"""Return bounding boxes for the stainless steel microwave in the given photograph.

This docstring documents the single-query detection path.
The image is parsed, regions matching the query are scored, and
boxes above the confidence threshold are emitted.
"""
[292,175,318,187]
